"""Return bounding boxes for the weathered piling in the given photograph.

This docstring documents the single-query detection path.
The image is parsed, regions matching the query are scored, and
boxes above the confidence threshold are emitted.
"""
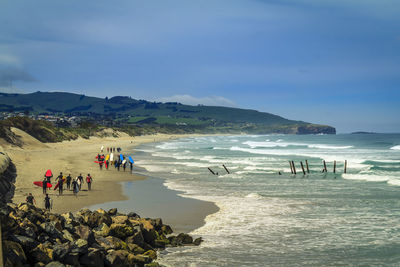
[289,161,294,174]
[344,160,347,173]
[222,164,230,174]
[323,160,327,173]
[208,167,216,175]
[300,161,306,175]
[305,160,310,173]
[292,161,297,175]
[333,160,336,173]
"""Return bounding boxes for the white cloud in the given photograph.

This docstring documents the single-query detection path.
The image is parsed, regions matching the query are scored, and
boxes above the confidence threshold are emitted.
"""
[157,94,236,107]
[0,54,21,67]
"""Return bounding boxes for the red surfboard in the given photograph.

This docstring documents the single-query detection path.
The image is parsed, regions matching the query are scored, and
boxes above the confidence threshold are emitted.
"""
[45,169,52,177]
[33,181,52,188]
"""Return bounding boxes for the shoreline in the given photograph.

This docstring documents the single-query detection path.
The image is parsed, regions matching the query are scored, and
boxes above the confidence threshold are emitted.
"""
[4,129,219,232]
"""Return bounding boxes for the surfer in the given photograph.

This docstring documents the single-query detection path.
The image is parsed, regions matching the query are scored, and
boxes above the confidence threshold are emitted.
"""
[42,178,48,194]
[77,174,83,189]
[44,194,52,210]
[26,193,36,205]
[130,162,133,171]
[123,161,127,171]
[55,173,64,195]
[44,170,53,183]
[86,173,93,190]
[72,179,79,197]
[66,174,72,190]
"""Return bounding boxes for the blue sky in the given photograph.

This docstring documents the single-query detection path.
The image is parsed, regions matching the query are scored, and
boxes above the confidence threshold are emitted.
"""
[0,0,399,133]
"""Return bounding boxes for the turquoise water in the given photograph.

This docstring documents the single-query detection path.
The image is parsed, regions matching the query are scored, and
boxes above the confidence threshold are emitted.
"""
[133,134,400,266]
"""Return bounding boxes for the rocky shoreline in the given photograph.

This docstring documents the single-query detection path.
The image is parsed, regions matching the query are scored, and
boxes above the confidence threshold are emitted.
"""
[1,203,201,266]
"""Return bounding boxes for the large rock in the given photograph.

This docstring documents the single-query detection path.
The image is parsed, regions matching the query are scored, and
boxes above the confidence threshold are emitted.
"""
[95,235,129,251]
[2,240,27,267]
[104,249,129,267]
[142,228,159,247]
[40,222,63,239]
[126,253,152,265]
[75,225,95,245]
[93,222,110,237]
[112,215,129,225]
[161,225,173,235]
[63,252,80,266]
[107,208,118,216]
[52,243,71,262]
[125,230,145,248]
[9,234,39,251]
[79,247,105,267]
[109,223,134,239]
[31,243,54,264]
[45,261,65,267]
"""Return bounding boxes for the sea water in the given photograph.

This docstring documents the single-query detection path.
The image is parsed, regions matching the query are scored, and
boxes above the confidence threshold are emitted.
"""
[133,134,400,266]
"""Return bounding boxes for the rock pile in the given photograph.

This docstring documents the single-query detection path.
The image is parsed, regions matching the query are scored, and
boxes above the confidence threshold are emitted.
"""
[1,203,202,267]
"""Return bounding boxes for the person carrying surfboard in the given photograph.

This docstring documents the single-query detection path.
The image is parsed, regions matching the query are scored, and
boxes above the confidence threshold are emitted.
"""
[44,194,52,210]
[77,173,83,189]
[26,193,36,205]
[44,169,53,183]
[42,178,48,194]
[86,173,93,191]
[72,179,79,197]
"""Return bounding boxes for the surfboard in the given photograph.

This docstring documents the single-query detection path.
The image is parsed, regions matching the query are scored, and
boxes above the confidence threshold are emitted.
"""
[45,169,52,177]
[128,156,134,164]
[33,181,52,188]
[110,153,114,161]
[122,159,127,164]
[119,154,124,161]
[100,145,104,151]
[105,154,110,161]
[54,181,59,190]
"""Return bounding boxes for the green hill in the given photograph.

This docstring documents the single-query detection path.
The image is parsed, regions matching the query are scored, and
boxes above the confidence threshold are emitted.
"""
[0,91,335,134]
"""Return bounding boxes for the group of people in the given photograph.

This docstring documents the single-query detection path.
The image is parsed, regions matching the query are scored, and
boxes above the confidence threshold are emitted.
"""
[96,153,133,172]
[30,171,94,211]
[101,147,121,153]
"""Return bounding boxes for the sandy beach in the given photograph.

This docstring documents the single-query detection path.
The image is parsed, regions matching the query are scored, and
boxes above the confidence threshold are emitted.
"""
[2,128,216,225]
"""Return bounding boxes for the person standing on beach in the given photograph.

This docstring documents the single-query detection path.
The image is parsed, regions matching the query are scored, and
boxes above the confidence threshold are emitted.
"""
[77,173,83,189]
[130,162,133,171]
[123,161,127,171]
[42,177,48,194]
[26,193,36,205]
[72,179,79,197]
[66,174,72,190]
[86,173,93,190]
[55,172,64,195]
[44,194,52,210]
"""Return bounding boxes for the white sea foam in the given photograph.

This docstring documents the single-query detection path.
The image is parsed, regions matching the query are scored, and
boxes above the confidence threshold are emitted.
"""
[307,144,353,149]
[390,145,400,150]
[342,173,389,182]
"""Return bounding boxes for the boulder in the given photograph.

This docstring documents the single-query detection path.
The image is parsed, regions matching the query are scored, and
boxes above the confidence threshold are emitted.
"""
[143,250,157,260]
[93,223,110,237]
[52,243,71,262]
[150,218,163,231]
[74,225,95,245]
[161,225,173,235]
[104,249,129,267]
[193,237,203,246]
[109,223,134,239]
[125,230,145,248]
[61,212,78,226]
[63,252,80,266]
[177,233,193,244]
[9,234,38,251]
[126,254,152,265]
[45,261,65,267]
[62,229,75,243]
[111,215,129,225]
[127,243,145,255]
[74,239,88,253]
[2,240,27,267]
[83,211,111,228]
[95,235,129,251]
[107,208,118,216]
[127,212,140,219]
[79,247,105,267]
[31,243,54,264]
[142,228,159,247]
[40,222,63,239]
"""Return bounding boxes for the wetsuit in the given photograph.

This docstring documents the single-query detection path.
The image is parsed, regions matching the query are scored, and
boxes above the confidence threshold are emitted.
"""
[66,175,71,190]
[26,195,34,205]
[42,179,47,194]
[44,196,51,210]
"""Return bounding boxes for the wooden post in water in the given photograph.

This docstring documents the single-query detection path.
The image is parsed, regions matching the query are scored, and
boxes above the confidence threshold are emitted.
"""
[300,161,306,175]
[323,160,327,173]
[208,168,216,175]
[292,161,297,175]
[344,160,347,173]
[333,160,336,173]
[305,160,310,173]
[289,161,293,174]
[222,164,230,174]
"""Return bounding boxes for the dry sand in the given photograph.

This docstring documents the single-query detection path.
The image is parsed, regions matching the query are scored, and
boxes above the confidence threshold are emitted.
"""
[3,128,196,214]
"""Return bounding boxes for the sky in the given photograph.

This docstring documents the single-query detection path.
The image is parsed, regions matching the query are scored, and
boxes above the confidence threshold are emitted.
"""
[0,0,399,133]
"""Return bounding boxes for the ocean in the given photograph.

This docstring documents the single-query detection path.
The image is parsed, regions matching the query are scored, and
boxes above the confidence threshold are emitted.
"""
[134,134,400,266]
